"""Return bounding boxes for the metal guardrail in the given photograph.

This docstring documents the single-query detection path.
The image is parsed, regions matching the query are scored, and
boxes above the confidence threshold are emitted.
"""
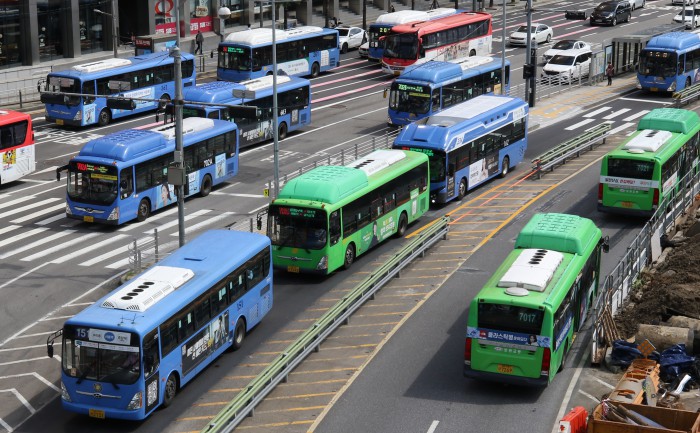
[201,216,450,433]
[590,168,700,363]
[673,82,700,107]
[530,122,611,178]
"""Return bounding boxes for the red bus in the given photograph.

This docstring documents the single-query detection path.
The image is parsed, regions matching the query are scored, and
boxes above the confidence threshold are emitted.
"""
[381,11,493,76]
[0,110,35,185]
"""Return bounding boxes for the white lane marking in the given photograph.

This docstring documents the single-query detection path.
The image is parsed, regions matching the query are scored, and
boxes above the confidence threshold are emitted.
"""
[173,211,236,236]
[35,213,66,226]
[623,110,650,122]
[21,232,101,261]
[583,107,612,117]
[427,420,440,433]
[143,208,211,235]
[10,203,65,224]
[116,206,179,232]
[0,198,61,219]
[0,227,50,250]
[0,230,76,259]
[609,122,635,135]
[602,108,631,120]
[0,195,35,211]
[565,119,596,131]
[50,234,130,264]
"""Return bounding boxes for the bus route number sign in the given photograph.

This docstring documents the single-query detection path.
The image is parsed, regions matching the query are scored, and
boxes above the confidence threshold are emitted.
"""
[278,207,318,218]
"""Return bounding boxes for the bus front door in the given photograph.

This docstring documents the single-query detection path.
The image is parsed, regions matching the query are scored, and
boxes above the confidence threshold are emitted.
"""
[446,162,456,198]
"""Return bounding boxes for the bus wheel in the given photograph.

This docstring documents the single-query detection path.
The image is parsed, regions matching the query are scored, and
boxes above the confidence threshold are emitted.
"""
[499,156,510,178]
[341,43,348,54]
[97,109,111,127]
[200,175,212,197]
[469,49,476,57]
[396,212,408,238]
[232,318,246,350]
[278,122,288,140]
[137,198,150,222]
[162,373,178,408]
[159,94,171,111]
[457,178,467,201]
[343,243,356,270]
[686,77,692,90]
[311,62,320,78]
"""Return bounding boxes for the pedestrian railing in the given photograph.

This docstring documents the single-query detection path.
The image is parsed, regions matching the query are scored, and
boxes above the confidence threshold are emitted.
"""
[590,168,700,363]
[530,122,611,178]
[672,82,700,107]
[201,216,450,433]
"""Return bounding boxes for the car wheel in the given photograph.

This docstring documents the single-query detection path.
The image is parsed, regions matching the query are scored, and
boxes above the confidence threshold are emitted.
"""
[612,17,617,26]
[546,34,551,43]
[341,43,348,54]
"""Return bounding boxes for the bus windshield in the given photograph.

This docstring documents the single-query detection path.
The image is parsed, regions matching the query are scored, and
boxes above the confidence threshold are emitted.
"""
[390,82,432,113]
[607,158,655,180]
[219,46,252,71]
[639,51,677,77]
[384,33,419,60]
[46,75,81,105]
[268,205,328,250]
[477,303,544,335]
[62,326,140,385]
[67,161,119,206]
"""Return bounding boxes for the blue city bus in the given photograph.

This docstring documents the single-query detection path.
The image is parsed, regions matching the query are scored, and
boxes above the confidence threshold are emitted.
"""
[393,94,528,204]
[57,117,238,225]
[387,56,510,126]
[47,229,273,420]
[638,32,700,93]
[217,26,340,81]
[168,75,311,148]
[41,52,196,127]
[367,8,458,62]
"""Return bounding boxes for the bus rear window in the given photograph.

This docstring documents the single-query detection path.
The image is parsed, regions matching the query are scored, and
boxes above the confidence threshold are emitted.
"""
[477,303,544,335]
[607,158,654,180]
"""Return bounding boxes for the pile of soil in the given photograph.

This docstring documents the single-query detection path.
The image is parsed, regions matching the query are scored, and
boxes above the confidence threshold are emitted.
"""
[614,218,700,339]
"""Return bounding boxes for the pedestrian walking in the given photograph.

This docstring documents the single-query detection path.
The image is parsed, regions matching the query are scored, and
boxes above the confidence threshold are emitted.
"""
[390,3,396,12]
[606,62,614,86]
[195,30,203,55]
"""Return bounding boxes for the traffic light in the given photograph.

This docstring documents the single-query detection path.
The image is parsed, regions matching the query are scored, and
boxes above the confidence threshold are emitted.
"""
[523,64,535,79]
[106,98,136,110]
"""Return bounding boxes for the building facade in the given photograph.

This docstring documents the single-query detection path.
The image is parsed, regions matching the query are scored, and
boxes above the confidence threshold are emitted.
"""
[0,0,348,71]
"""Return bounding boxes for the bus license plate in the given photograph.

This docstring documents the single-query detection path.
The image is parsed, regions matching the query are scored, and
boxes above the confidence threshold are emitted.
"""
[56,119,64,125]
[89,409,105,419]
[83,216,94,223]
[650,87,658,92]
[621,201,634,208]
[497,364,513,374]
[287,265,300,273]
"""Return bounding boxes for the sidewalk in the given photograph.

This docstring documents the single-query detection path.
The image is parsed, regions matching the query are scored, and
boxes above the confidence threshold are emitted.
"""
[527,73,639,131]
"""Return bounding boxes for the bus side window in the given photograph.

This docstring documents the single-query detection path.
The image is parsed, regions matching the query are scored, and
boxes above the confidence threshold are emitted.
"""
[143,329,160,379]
[119,168,134,199]
[431,89,440,112]
[82,80,96,104]
[329,211,341,245]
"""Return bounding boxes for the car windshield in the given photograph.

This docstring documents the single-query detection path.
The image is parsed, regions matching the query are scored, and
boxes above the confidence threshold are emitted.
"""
[595,3,615,11]
[683,9,700,16]
[549,54,576,66]
[337,28,350,36]
[552,40,576,50]
[515,25,533,32]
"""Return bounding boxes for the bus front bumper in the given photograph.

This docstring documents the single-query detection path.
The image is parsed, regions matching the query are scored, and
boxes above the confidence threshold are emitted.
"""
[67,213,120,225]
[463,364,548,387]
[430,190,450,205]
[62,401,145,421]
[45,115,82,127]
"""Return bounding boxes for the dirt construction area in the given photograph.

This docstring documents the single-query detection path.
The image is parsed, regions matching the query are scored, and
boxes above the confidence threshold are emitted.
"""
[614,205,700,340]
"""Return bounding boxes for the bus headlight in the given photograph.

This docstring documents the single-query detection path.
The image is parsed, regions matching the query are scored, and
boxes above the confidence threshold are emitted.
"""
[635,77,641,89]
[107,207,119,221]
[65,204,73,215]
[316,256,328,271]
[669,81,677,92]
[74,111,82,121]
[126,391,143,410]
[61,382,72,402]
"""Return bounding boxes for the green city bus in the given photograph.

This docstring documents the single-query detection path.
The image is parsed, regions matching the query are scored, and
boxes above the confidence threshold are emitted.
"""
[267,149,429,274]
[464,213,608,386]
[598,108,700,217]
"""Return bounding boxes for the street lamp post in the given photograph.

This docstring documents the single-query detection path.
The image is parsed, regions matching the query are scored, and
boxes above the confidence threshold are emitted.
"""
[218,3,231,42]
[94,4,118,58]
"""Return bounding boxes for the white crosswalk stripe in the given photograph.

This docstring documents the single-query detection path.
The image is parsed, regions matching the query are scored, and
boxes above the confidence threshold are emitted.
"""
[144,209,211,235]
[583,107,612,118]
[609,122,636,135]
[623,110,650,122]
[50,234,131,264]
[603,108,632,120]
[565,119,596,131]
[0,198,61,219]
[0,227,50,250]
[175,211,236,236]
[0,230,76,259]
[10,204,65,224]
[36,213,67,226]
[21,232,101,261]
[0,195,36,211]
[117,207,179,232]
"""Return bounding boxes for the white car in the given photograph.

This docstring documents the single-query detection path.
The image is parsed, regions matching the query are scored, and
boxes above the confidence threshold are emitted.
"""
[508,23,553,47]
[336,25,366,54]
[541,40,592,63]
[625,0,645,10]
[359,41,369,58]
[672,0,694,5]
[541,49,592,84]
[674,7,700,29]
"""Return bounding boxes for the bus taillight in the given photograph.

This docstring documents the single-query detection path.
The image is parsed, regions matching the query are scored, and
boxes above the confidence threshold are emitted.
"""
[652,188,659,208]
[464,338,472,365]
[597,183,603,203]
[540,347,551,377]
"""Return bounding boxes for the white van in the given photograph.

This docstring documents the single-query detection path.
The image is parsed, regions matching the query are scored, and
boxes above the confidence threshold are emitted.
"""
[540,49,592,84]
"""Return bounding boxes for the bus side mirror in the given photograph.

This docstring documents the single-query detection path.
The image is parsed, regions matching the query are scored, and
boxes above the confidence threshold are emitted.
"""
[210,50,214,59]
[602,235,610,253]
[47,344,54,358]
